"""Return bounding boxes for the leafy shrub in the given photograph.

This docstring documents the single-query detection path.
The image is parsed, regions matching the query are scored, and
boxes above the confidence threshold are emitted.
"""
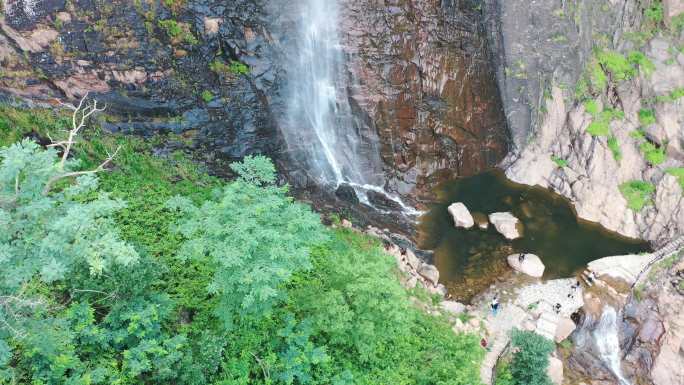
[200,90,213,103]
[495,360,514,385]
[158,19,198,45]
[638,108,656,125]
[0,107,487,384]
[645,2,664,23]
[597,50,636,81]
[619,180,656,211]
[167,155,327,329]
[589,61,608,91]
[655,87,684,103]
[639,141,666,165]
[630,129,647,141]
[509,329,555,385]
[672,13,684,33]
[607,135,622,161]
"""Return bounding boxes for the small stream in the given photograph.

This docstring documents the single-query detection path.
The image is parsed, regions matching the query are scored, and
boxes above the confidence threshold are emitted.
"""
[417,170,650,301]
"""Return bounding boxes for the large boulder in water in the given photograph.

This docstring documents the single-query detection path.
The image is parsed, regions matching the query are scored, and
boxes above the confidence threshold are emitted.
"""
[447,202,474,228]
[489,212,522,239]
[418,264,440,286]
[507,253,545,278]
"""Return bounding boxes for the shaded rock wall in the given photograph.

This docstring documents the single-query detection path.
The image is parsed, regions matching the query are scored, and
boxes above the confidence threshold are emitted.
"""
[0,0,510,203]
[338,0,509,200]
[1,0,283,176]
[483,0,684,244]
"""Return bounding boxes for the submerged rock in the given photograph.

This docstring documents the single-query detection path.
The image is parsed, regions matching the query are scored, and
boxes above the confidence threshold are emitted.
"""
[489,212,522,239]
[472,212,489,229]
[447,202,474,229]
[507,253,544,278]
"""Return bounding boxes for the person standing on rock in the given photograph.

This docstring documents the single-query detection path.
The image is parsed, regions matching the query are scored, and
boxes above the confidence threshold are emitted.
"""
[518,253,526,263]
[490,296,500,317]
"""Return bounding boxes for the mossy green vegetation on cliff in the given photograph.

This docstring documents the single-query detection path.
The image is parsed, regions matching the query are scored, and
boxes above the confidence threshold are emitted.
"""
[0,106,483,384]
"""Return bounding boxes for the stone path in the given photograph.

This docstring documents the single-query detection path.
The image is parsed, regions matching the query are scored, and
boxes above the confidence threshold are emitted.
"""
[584,236,684,287]
[585,254,651,285]
[473,238,684,385]
[477,279,583,384]
[479,303,529,385]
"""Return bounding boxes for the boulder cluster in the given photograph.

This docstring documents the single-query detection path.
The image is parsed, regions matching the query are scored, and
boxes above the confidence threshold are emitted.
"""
[448,202,544,277]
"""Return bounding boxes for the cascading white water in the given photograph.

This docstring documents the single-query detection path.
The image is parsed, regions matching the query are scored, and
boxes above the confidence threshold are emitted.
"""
[284,0,382,187]
[593,306,631,385]
[281,0,419,215]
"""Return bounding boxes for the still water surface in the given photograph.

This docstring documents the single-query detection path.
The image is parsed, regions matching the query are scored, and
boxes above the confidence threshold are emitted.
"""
[417,170,650,301]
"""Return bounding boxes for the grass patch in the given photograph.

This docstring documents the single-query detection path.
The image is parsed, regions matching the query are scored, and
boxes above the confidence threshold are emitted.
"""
[666,167,684,189]
[619,180,656,211]
[209,59,250,76]
[639,141,666,165]
[638,108,656,125]
[586,108,624,137]
[607,135,622,161]
[551,155,569,168]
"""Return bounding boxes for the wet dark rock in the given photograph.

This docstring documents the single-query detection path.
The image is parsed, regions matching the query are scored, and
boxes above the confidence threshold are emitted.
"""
[335,184,359,205]
[4,0,65,30]
[638,318,665,344]
[366,190,402,212]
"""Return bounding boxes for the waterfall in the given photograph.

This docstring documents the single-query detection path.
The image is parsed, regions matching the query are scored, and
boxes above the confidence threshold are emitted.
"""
[280,0,419,215]
[593,306,631,385]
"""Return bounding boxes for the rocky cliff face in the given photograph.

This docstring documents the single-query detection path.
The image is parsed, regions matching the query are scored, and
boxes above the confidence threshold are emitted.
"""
[1,0,284,176]
[621,254,684,385]
[0,0,509,203]
[337,0,509,200]
[484,0,684,244]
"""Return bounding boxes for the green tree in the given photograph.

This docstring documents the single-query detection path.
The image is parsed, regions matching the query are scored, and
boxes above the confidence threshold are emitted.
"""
[167,155,327,329]
[510,329,555,385]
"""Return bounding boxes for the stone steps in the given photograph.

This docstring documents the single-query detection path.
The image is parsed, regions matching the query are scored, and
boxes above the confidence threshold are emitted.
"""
[480,305,531,385]
[535,311,559,340]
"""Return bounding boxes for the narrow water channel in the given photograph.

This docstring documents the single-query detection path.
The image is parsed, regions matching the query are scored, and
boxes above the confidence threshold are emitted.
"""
[417,170,650,301]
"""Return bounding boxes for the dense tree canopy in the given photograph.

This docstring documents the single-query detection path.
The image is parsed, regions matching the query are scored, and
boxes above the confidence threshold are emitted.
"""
[0,106,485,385]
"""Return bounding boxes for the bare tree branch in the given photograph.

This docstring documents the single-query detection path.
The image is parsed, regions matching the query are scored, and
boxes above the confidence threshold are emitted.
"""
[42,145,121,194]
[55,93,107,172]
[41,94,114,195]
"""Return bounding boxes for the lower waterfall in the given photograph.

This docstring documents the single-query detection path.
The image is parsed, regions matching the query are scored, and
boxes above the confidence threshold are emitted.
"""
[593,306,631,385]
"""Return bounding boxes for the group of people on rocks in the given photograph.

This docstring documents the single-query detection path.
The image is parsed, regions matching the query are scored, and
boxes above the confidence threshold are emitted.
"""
[487,276,585,317]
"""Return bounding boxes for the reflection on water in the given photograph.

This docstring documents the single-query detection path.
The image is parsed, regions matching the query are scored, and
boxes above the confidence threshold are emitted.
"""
[417,170,650,302]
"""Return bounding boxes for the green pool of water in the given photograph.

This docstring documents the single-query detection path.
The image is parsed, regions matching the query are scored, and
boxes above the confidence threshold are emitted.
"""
[417,170,650,301]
